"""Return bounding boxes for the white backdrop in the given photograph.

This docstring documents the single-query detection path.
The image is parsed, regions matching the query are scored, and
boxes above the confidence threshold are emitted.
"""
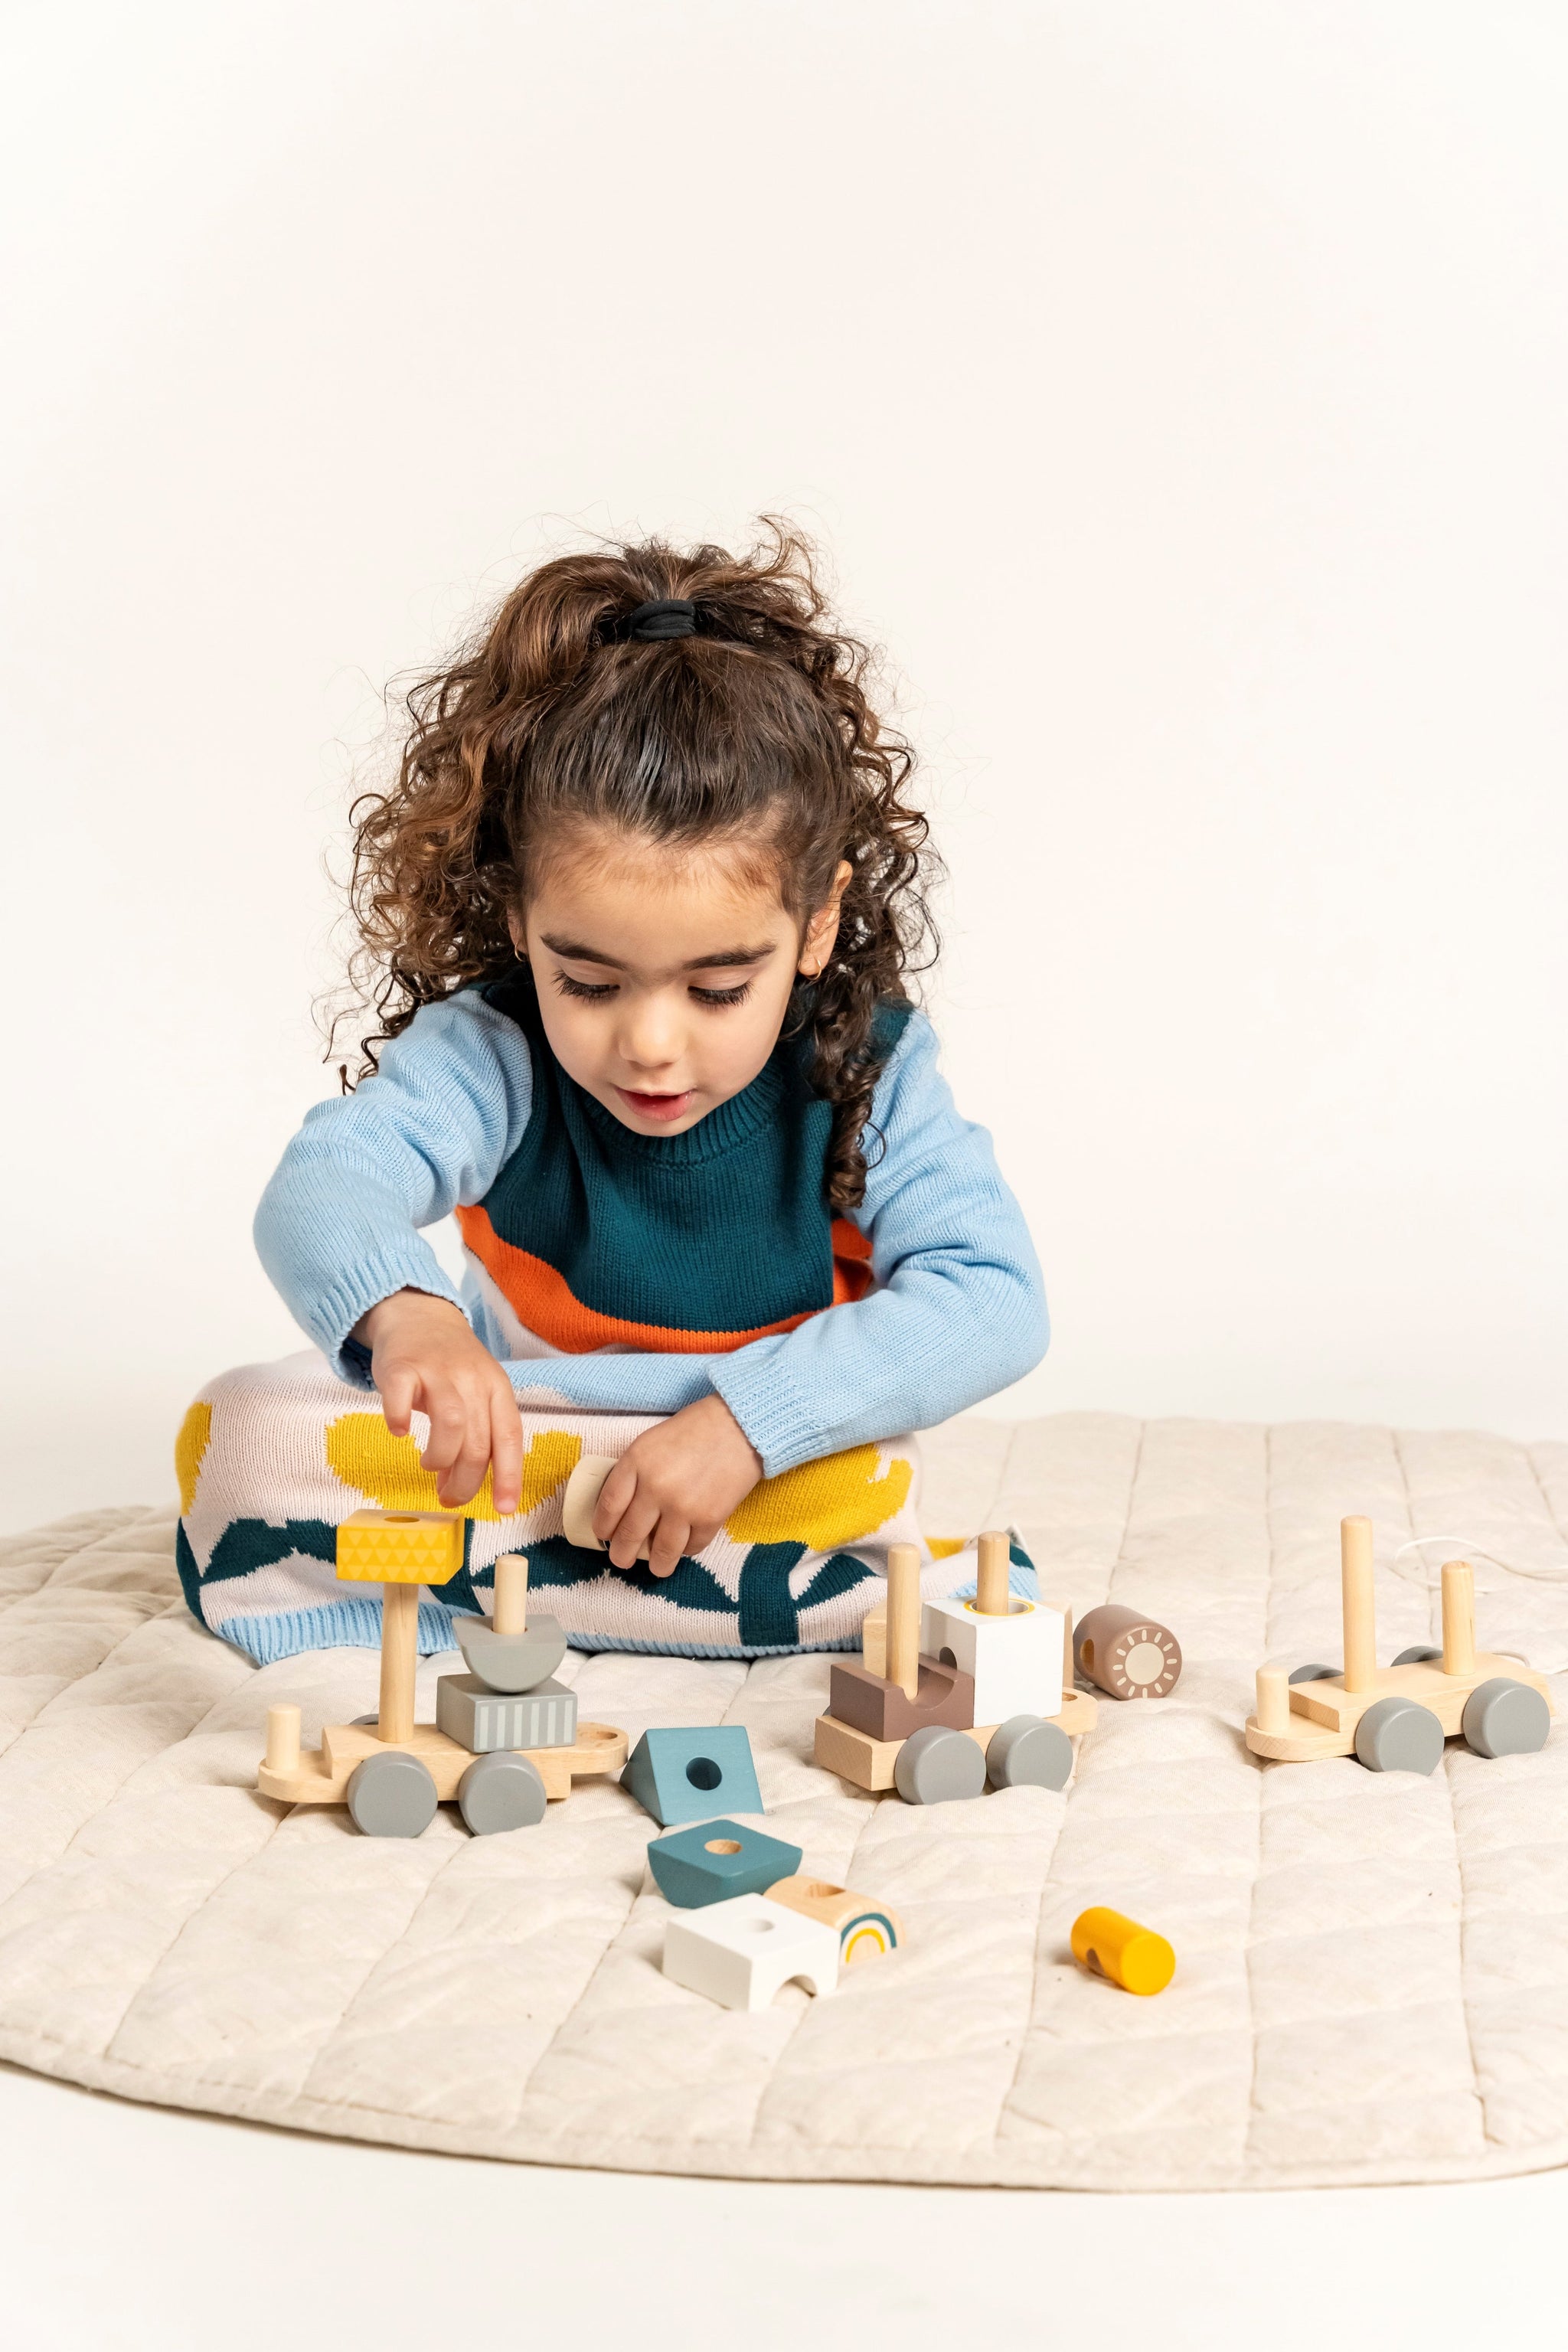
[3,1,1565,1531]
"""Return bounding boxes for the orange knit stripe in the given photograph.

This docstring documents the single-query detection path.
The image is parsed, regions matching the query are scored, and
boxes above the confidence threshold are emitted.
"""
[456,1204,869,1354]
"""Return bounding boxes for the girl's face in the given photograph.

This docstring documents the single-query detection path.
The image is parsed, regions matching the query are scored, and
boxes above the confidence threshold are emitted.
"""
[512,826,850,1136]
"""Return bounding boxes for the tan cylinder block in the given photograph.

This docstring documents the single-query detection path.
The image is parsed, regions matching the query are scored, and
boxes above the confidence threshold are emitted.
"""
[1441,1560,1476,1677]
[1254,1664,1290,1736]
[264,1704,301,1775]
[377,1580,420,1745]
[493,1553,528,1636]
[1073,1605,1182,1698]
[975,1530,1011,1615]
[884,1543,921,1701]
[1341,1515,1377,1694]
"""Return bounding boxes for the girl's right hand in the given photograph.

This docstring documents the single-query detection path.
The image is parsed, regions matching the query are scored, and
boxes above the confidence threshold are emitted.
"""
[354,1289,524,1514]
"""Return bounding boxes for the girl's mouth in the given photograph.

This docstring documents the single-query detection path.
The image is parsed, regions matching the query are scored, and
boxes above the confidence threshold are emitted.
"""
[616,1086,695,1123]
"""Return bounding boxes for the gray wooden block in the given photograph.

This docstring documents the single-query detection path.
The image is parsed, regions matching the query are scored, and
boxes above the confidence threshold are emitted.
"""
[454,1612,567,1694]
[436,1673,577,1754]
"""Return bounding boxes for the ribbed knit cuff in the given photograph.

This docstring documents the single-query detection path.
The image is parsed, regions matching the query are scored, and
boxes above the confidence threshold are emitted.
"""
[212,1598,463,1664]
[709,1344,826,1479]
[308,1251,468,1384]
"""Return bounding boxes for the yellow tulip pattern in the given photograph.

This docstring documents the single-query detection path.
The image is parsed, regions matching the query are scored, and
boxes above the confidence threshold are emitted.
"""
[725,1443,913,1551]
[324,1413,582,1521]
[175,1401,213,1515]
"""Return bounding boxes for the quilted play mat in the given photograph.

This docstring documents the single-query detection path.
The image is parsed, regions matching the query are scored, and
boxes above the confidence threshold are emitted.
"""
[4,1411,1568,2193]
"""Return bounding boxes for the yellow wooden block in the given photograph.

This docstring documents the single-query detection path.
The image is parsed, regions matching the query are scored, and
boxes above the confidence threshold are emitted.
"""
[335,1508,465,1585]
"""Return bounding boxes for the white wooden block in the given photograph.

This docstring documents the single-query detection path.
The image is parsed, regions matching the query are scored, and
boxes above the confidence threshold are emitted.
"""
[920,1594,1065,1723]
[662,1894,839,2012]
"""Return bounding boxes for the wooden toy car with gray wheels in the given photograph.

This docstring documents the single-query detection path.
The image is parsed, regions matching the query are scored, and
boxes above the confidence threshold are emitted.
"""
[813,1534,1097,1802]
[255,1512,626,1837]
[1245,1515,1553,1772]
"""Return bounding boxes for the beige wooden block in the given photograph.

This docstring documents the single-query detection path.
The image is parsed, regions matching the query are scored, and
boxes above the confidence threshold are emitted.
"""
[813,1710,993,1792]
[336,1508,465,1586]
[257,1719,627,1806]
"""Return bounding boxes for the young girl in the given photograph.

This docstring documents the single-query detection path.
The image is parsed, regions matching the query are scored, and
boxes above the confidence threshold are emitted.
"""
[175,527,1047,1663]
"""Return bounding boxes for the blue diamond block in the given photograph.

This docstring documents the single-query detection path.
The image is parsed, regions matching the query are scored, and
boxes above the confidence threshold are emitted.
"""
[646,1818,803,1909]
[620,1726,763,1826]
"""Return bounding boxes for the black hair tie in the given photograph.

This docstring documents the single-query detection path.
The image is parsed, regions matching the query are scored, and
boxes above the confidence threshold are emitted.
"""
[625,598,697,641]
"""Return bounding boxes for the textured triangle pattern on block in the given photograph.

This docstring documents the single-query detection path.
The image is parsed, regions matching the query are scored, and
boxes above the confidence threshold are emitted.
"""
[335,1509,465,1585]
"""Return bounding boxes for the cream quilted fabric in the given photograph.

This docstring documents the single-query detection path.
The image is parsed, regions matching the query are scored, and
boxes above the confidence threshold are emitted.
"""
[3,1412,1568,2190]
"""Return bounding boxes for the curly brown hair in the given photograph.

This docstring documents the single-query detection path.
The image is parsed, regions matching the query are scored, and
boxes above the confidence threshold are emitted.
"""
[341,521,937,1209]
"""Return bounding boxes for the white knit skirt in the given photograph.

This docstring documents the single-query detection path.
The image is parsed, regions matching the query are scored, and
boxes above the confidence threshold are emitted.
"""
[174,1350,985,1665]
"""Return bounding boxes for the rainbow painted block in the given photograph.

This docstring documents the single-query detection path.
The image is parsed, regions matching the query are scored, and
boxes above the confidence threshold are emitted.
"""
[763,1876,904,1964]
[335,1508,465,1586]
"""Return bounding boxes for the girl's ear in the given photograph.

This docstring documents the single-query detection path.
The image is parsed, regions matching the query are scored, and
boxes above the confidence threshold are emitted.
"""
[797,861,853,978]
[506,908,528,959]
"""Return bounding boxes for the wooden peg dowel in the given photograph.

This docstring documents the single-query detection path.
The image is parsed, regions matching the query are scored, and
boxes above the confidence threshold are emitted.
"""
[1062,1603,1074,1697]
[377,1581,419,1745]
[264,1704,300,1775]
[884,1542,921,1701]
[493,1553,528,1637]
[1255,1664,1290,1737]
[1441,1560,1476,1677]
[1341,1515,1377,1694]
[975,1530,1011,1616]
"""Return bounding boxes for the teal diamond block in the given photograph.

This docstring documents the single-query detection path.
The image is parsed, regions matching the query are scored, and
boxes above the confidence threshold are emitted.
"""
[646,1818,802,1909]
[620,1726,763,1826]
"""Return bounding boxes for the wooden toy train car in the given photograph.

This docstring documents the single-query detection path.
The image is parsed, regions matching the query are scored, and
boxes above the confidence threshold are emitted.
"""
[812,1534,1098,1801]
[1245,1515,1553,1772]
[256,1512,627,1837]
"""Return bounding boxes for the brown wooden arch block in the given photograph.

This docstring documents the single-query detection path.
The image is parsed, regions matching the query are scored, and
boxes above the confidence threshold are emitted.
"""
[828,1655,977,1743]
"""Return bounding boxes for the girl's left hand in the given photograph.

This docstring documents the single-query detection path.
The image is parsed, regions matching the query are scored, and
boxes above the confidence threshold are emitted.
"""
[593,1393,763,1578]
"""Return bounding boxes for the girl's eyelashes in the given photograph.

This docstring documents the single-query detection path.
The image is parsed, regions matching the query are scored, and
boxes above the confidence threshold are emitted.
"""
[553,970,753,1008]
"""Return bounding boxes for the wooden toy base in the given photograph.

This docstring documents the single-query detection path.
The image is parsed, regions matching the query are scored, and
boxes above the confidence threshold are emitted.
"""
[1244,1654,1551,1762]
[257,1719,628,1805]
[814,1688,1098,1791]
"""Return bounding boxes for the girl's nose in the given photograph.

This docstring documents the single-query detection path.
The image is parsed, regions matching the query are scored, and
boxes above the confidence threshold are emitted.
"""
[619,991,684,1073]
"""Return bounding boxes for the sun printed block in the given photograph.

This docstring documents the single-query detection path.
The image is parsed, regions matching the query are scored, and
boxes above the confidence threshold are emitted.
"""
[335,1508,465,1586]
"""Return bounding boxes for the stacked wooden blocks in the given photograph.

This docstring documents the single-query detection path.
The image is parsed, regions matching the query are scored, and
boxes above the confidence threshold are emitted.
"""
[813,1533,1096,1802]
[653,1824,907,2011]
[255,1520,628,1834]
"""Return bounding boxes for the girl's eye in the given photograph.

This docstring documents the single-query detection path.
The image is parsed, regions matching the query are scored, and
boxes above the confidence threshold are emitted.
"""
[555,973,618,1001]
[691,981,753,1008]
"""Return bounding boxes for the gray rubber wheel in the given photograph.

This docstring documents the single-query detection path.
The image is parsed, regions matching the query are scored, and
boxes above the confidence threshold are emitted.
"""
[1354,1696,1445,1775]
[345,1749,439,1837]
[1462,1677,1550,1760]
[457,1749,549,1834]
[1289,1664,1339,1684]
[1391,1645,1442,1668]
[986,1713,1073,1792]
[893,1723,986,1805]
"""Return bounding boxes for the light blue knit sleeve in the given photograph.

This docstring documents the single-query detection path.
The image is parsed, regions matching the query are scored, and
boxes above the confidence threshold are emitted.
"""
[253,992,534,1380]
[704,1011,1049,1474]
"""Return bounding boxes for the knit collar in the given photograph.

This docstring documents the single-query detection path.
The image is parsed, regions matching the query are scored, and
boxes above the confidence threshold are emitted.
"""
[573,1049,793,1166]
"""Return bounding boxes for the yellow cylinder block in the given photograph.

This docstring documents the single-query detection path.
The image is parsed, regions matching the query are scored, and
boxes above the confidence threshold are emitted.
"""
[1070,1906,1176,1996]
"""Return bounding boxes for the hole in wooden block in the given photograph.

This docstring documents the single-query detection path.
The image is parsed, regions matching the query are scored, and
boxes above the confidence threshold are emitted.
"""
[387,1514,416,1524]
[799,1880,843,1900]
[685,1756,722,1791]
[939,1647,957,1668]
[1082,1640,1096,1671]
[705,1838,743,1854]
[739,1917,778,1936]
